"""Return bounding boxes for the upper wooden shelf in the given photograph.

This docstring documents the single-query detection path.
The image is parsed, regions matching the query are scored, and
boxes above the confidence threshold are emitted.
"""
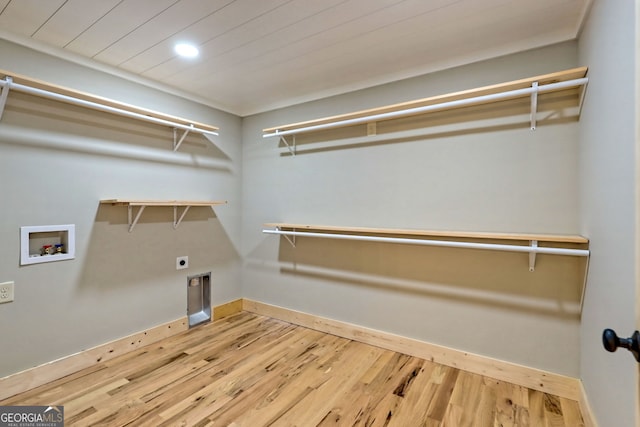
[264,223,588,244]
[263,67,588,139]
[0,69,219,151]
[101,199,227,232]
[101,199,227,207]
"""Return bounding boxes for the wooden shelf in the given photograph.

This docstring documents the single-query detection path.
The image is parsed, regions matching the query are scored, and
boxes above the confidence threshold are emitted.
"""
[264,223,588,244]
[101,199,227,207]
[101,199,227,232]
[263,223,589,273]
[0,69,219,151]
[263,67,589,146]
[264,222,591,310]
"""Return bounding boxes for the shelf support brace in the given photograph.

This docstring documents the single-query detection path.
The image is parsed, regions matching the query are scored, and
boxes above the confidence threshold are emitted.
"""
[577,81,588,117]
[173,205,191,229]
[279,227,296,247]
[580,254,591,311]
[529,240,538,272]
[0,76,12,121]
[530,81,539,130]
[127,205,146,233]
[279,135,296,155]
[173,124,194,151]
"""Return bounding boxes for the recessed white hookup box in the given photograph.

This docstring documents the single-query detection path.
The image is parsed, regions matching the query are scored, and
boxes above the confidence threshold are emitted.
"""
[20,224,75,265]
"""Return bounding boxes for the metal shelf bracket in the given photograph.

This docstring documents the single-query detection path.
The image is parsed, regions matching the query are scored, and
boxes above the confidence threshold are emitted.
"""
[530,81,539,130]
[278,227,296,247]
[173,124,194,151]
[0,76,12,121]
[173,205,191,229]
[279,135,296,155]
[127,205,146,233]
[529,240,538,272]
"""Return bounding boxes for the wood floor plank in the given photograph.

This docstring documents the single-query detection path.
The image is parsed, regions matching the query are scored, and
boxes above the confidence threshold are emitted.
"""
[315,351,414,426]
[449,370,486,426]
[231,340,373,426]
[427,365,460,422]
[0,312,585,426]
[544,393,567,427]
[272,342,387,425]
[528,389,547,426]
[333,353,413,425]
[129,320,309,426]
[204,333,347,425]
[560,396,585,427]
[386,360,438,426]
[159,330,331,426]
[351,353,426,426]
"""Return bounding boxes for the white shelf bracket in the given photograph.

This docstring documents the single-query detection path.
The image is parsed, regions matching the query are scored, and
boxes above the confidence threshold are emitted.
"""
[530,81,539,130]
[529,240,538,272]
[580,254,591,310]
[173,124,194,151]
[0,76,12,121]
[173,205,191,229]
[279,227,296,247]
[279,135,296,155]
[577,80,589,117]
[127,205,146,233]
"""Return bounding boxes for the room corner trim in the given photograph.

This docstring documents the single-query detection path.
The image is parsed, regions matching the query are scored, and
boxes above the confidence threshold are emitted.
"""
[213,298,244,320]
[578,380,599,427]
[242,299,581,401]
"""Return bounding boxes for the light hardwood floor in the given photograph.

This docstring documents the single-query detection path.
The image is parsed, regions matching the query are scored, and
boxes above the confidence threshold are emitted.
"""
[1,312,584,426]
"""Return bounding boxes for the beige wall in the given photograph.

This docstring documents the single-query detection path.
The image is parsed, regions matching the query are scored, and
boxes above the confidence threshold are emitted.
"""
[0,39,243,377]
[241,41,584,376]
[578,1,638,426]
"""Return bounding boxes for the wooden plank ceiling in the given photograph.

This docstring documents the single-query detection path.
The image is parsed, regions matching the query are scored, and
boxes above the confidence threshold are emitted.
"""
[0,0,590,116]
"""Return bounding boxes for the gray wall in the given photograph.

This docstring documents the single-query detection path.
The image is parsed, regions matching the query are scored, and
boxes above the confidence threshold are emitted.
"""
[242,41,584,376]
[578,1,638,426]
[0,39,243,377]
[4,9,636,424]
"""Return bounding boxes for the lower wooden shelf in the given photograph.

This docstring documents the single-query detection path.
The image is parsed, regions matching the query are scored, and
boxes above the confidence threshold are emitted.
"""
[263,223,589,272]
[101,199,227,232]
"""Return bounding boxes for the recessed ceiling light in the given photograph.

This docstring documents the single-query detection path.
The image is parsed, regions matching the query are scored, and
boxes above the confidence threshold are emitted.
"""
[174,43,199,58]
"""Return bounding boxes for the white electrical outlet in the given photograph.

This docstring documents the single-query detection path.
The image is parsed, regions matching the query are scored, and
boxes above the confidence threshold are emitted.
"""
[176,256,189,270]
[0,281,14,303]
